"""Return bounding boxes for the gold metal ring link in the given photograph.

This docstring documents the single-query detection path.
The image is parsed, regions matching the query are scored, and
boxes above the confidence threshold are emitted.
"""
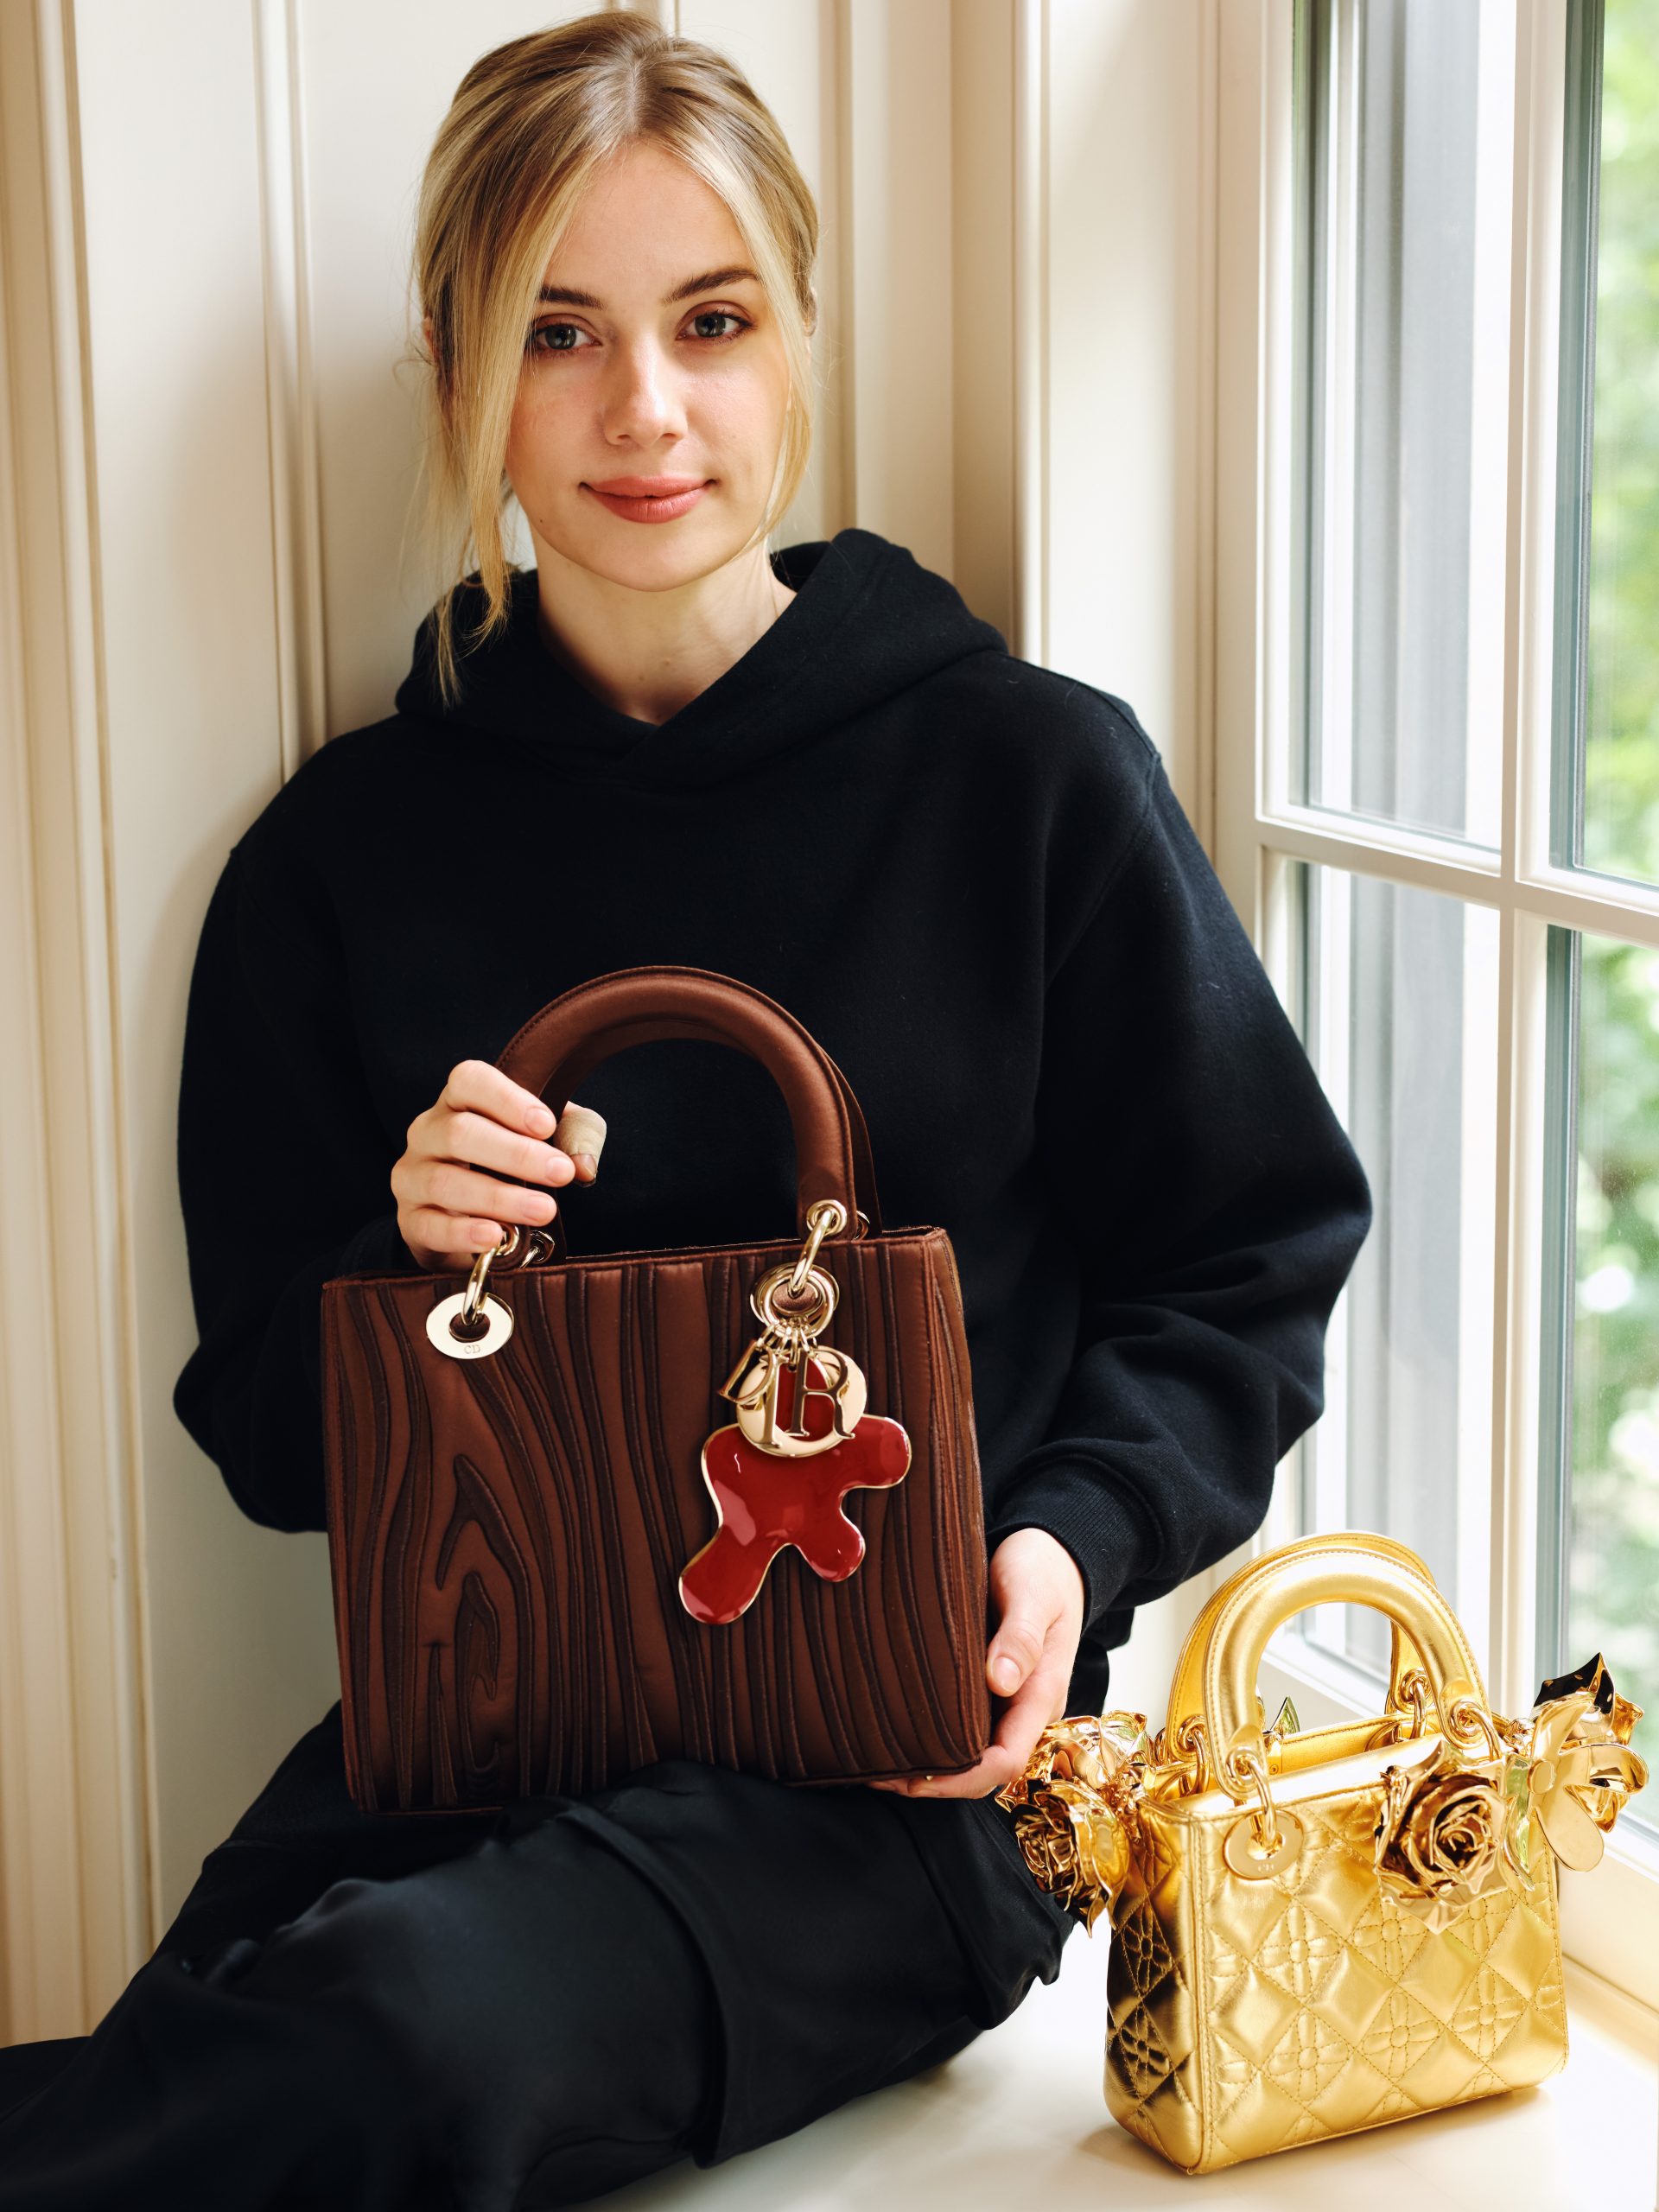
[461,1223,520,1330]
[1395,1668,1433,1738]
[788,1198,848,1295]
[1220,1745,1305,1878]
[1445,1694,1506,1759]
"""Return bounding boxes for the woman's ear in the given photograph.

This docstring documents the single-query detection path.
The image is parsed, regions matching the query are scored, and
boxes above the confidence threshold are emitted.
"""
[804,283,817,339]
[420,311,439,368]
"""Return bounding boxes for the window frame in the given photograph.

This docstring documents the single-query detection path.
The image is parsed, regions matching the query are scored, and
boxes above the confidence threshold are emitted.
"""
[1211,0,1658,2012]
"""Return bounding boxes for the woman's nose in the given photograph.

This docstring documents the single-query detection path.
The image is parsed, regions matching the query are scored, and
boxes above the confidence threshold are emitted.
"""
[599,340,684,446]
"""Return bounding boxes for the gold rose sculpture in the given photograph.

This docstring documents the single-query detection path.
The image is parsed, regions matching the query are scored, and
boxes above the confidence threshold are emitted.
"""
[1372,1748,1514,1933]
[998,1652,1648,1936]
[1371,1651,1648,1930]
[993,1711,1151,1931]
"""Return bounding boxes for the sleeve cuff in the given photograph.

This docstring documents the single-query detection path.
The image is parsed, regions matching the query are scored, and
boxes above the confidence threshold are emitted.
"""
[982,1461,1160,1635]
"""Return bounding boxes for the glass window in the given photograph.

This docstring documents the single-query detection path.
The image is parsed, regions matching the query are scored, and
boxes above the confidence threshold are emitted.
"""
[1292,0,1508,848]
[1560,6,1659,889]
[1265,0,1659,1978]
[1539,928,1659,1816]
[1288,859,1499,1670]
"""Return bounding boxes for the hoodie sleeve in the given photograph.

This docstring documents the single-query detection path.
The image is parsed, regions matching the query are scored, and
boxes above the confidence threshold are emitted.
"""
[172,837,418,1532]
[981,732,1373,1642]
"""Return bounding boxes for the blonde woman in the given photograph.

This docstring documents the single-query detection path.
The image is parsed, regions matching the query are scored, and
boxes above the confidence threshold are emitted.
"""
[0,13,1370,2206]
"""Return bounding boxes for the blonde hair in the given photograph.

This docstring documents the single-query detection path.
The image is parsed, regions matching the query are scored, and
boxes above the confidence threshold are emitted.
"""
[406,9,819,704]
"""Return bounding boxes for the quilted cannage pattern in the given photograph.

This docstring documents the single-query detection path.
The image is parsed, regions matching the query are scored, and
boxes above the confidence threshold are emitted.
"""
[1103,1804,1204,2169]
[321,1228,991,1810]
[1104,1783,1567,2173]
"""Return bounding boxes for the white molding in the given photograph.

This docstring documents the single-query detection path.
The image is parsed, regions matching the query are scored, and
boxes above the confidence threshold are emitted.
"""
[1012,0,1046,667]
[252,0,329,774]
[830,0,857,533]
[0,0,154,2040]
[1212,0,1287,946]
[1191,0,1219,855]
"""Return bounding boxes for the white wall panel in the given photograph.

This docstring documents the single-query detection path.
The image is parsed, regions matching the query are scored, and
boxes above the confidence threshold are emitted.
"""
[298,3,591,739]
[677,0,840,541]
[1043,0,1212,820]
[71,0,336,1938]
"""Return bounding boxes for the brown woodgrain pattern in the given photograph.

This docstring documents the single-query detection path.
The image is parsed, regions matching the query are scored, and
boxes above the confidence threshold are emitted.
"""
[321,1228,993,1813]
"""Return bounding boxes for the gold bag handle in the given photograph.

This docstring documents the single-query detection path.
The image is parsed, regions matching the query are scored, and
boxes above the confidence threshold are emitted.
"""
[1166,1534,1490,1802]
[1164,1530,1440,1746]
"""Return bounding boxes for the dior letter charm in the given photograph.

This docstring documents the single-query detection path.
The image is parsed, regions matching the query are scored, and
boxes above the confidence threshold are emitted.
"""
[677,1202,912,1624]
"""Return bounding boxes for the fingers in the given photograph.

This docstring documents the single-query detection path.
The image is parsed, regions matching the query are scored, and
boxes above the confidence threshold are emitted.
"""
[986,1598,1046,1699]
[399,1203,519,1262]
[879,1652,1070,1800]
[429,1108,576,1192]
[876,1535,1084,1800]
[438,1058,561,1141]
[395,1058,605,1268]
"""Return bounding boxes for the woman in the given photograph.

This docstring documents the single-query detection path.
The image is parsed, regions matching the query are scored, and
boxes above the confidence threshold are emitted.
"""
[0,13,1371,2207]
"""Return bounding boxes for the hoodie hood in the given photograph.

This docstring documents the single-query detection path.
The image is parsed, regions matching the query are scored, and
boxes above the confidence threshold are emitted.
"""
[391,525,1007,791]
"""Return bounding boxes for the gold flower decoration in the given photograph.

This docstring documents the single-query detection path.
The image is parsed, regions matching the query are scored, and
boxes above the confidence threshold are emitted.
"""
[1375,1656,1648,1926]
[1519,1655,1648,1873]
[994,1712,1149,1933]
[1374,1745,1515,1933]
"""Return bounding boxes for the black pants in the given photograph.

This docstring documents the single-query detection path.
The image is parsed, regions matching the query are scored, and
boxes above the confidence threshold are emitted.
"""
[0,1702,1077,2209]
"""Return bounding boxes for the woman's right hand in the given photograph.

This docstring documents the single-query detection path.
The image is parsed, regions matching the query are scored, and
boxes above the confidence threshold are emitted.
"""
[392,1058,602,1273]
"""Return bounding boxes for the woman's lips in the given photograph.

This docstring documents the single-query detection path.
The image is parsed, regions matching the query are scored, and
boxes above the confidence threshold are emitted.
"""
[584,481,710,523]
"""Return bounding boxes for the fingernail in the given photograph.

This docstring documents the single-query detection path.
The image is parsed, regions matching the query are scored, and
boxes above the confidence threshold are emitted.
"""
[575,1152,597,1180]
[529,1103,554,1134]
[992,1656,1019,1693]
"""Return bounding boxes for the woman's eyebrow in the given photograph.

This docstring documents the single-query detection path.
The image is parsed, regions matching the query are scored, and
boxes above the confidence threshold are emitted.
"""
[536,266,760,309]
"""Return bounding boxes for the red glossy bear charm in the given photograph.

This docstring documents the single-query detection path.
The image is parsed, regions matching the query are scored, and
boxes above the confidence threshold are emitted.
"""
[678,1352,912,1624]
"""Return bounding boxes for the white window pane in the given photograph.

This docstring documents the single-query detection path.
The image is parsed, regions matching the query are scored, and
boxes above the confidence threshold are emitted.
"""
[1566,11,1659,891]
[1292,861,1499,1671]
[1294,0,1508,847]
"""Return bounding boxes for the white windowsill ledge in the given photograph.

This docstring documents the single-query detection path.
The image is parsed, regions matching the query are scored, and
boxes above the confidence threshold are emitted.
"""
[609,1925,1659,2209]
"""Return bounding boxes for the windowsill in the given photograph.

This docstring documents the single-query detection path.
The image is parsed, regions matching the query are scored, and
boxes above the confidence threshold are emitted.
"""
[606,1927,1658,2207]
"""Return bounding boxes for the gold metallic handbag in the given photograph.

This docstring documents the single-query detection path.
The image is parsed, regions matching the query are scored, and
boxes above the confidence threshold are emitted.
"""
[995,1532,1648,2174]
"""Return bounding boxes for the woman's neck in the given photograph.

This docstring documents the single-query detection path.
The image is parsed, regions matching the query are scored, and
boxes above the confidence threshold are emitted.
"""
[529,537,796,727]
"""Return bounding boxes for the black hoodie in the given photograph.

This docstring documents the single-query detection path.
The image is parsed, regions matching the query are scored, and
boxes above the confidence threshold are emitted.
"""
[173,524,1372,1722]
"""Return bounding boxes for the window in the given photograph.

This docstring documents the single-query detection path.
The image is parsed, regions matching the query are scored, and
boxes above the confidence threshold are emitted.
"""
[1222,0,1658,2005]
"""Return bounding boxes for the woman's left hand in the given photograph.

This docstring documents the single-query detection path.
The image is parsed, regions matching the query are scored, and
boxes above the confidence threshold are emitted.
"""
[867,1527,1085,1800]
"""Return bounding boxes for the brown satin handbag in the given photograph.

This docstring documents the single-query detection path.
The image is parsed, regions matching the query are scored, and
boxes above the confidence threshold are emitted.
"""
[320,963,994,1815]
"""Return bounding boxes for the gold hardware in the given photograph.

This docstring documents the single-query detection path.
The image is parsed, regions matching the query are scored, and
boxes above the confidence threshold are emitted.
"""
[1266,1694,1300,1738]
[1395,1666,1433,1735]
[1445,1693,1506,1758]
[1220,1744,1302,1878]
[753,1258,839,1340]
[1223,1802,1305,1878]
[1166,1710,1210,1791]
[718,1208,868,1458]
[787,1198,846,1294]
[464,1224,518,1325]
[426,1224,518,1361]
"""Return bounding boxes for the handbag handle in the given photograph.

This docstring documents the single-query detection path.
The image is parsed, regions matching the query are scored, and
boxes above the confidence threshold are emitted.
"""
[493,963,885,1249]
[1166,1535,1490,1802]
[1164,1531,1439,1753]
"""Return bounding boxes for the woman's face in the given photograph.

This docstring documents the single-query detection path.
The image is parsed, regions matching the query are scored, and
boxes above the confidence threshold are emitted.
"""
[503,140,795,593]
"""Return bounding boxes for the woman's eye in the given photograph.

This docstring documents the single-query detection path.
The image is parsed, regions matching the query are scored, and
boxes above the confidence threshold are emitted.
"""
[526,321,588,357]
[687,309,751,342]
